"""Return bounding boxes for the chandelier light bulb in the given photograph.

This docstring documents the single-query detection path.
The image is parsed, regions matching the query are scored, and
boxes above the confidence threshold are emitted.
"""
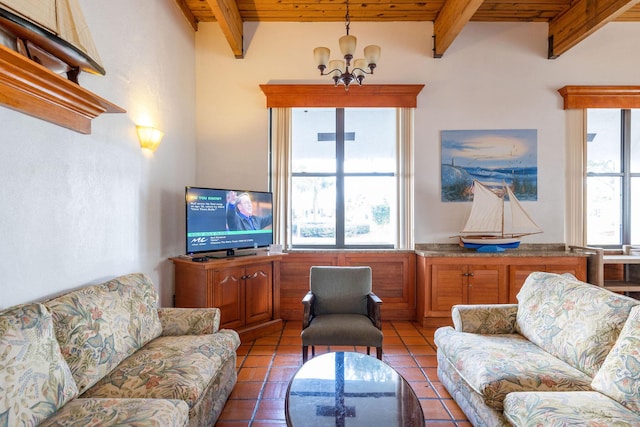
[339,34,357,60]
[353,58,367,77]
[314,47,330,69]
[364,45,381,68]
[328,60,345,78]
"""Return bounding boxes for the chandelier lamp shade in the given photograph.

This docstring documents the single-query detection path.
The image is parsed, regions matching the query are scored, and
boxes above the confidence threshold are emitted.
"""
[313,1,381,90]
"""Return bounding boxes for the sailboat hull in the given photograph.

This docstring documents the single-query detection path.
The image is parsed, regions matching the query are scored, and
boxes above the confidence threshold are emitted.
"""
[460,236,521,249]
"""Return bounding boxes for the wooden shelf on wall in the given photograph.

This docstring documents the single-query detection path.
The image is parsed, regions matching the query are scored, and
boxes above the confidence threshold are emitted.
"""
[0,44,125,134]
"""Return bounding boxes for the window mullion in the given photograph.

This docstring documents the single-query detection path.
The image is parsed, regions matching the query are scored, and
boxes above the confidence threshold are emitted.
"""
[622,109,632,244]
[336,108,345,247]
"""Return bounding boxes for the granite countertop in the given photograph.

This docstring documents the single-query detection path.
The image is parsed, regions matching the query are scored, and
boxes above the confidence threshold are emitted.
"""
[280,244,586,257]
[414,243,587,257]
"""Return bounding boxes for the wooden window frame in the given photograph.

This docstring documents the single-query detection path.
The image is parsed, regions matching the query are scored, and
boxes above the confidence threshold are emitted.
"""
[260,84,424,108]
[558,86,640,109]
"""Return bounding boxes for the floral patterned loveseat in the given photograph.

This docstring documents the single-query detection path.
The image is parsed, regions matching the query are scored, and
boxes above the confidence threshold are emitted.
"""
[434,271,640,426]
[0,273,240,426]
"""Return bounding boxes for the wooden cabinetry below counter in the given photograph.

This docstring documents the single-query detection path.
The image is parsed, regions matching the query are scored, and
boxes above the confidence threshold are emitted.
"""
[417,250,587,327]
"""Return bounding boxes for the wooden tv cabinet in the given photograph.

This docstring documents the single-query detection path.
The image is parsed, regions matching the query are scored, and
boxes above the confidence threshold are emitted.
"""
[171,253,284,342]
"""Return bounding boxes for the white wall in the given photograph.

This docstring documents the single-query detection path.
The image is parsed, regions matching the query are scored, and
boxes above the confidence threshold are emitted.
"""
[195,20,640,245]
[0,0,196,309]
[3,13,638,309]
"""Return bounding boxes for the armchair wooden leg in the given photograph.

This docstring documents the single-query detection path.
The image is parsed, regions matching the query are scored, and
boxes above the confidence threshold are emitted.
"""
[302,346,308,363]
[366,347,371,355]
[311,346,316,357]
[376,347,382,360]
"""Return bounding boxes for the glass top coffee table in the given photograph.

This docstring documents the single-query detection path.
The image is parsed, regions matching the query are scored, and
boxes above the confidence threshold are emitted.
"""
[285,352,424,427]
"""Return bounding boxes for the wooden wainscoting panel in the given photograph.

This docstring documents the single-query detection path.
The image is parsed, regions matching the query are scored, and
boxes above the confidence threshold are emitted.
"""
[344,252,417,320]
[279,251,416,321]
[279,253,339,320]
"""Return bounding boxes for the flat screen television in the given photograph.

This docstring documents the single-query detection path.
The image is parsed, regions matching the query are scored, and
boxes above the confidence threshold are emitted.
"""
[185,186,273,257]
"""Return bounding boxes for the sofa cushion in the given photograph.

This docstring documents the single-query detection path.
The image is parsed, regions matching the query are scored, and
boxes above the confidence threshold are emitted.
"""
[503,391,640,426]
[434,326,592,411]
[591,305,640,413]
[0,303,78,426]
[45,273,163,394]
[39,398,189,427]
[80,330,240,410]
[158,307,220,336]
[515,271,638,377]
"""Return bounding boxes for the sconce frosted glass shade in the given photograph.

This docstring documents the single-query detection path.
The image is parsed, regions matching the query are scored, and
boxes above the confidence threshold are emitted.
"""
[364,45,381,65]
[314,47,330,66]
[339,34,357,57]
[328,60,344,78]
[137,126,163,152]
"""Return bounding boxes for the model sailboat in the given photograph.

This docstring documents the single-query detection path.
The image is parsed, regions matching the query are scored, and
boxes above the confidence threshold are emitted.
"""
[0,0,105,82]
[459,180,542,251]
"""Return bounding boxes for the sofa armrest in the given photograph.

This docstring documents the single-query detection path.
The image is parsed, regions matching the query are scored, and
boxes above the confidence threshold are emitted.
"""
[452,304,518,334]
[157,307,220,336]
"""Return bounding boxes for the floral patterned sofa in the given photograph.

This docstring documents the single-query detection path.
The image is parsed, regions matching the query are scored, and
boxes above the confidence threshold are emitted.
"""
[434,271,640,426]
[0,273,240,426]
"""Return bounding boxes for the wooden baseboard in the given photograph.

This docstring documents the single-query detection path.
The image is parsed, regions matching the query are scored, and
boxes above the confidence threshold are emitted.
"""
[236,319,284,343]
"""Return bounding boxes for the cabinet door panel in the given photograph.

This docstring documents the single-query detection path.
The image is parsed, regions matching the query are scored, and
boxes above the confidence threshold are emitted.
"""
[245,264,273,325]
[468,265,502,305]
[345,252,417,319]
[214,267,244,329]
[546,264,581,278]
[431,264,466,312]
[508,265,545,303]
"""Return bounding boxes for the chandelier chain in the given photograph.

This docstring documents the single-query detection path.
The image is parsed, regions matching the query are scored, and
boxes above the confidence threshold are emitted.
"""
[345,0,350,35]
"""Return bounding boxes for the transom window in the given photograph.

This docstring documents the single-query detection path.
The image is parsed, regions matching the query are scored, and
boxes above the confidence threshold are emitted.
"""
[586,108,640,247]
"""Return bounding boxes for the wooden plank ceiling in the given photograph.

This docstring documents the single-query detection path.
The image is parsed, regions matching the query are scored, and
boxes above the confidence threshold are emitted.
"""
[176,0,640,59]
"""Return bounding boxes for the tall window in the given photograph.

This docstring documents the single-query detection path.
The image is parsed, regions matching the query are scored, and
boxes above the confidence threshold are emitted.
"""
[586,109,640,246]
[291,107,397,248]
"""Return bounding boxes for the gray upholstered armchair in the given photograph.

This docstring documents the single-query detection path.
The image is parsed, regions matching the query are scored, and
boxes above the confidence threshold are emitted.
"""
[301,266,383,362]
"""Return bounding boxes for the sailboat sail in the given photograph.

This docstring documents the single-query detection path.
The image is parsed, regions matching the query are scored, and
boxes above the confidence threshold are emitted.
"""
[459,180,542,248]
[462,181,503,235]
[505,185,541,236]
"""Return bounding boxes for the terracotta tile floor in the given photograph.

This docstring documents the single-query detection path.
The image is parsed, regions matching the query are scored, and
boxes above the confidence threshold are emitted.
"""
[215,320,471,426]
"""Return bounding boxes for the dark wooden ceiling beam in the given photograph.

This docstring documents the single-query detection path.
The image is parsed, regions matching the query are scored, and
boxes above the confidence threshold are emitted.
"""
[433,0,485,58]
[548,0,640,59]
[206,0,244,58]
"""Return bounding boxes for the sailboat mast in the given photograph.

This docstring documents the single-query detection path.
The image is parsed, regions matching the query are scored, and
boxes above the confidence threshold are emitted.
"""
[501,184,505,237]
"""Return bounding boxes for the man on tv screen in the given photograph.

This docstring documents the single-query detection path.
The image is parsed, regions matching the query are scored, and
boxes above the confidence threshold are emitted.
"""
[226,191,272,231]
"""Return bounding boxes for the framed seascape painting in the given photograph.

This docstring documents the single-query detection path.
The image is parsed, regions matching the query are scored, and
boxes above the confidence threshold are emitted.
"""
[441,129,538,202]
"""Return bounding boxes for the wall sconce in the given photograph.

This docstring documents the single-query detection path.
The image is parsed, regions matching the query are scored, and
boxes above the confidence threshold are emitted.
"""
[136,126,164,152]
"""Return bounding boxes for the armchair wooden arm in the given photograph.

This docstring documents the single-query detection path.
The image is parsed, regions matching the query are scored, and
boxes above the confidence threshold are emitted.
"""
[302,291,315,329]
[367,292,382,330]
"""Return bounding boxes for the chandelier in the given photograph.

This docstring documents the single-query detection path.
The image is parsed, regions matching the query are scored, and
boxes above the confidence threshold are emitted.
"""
[313,1,381,90]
